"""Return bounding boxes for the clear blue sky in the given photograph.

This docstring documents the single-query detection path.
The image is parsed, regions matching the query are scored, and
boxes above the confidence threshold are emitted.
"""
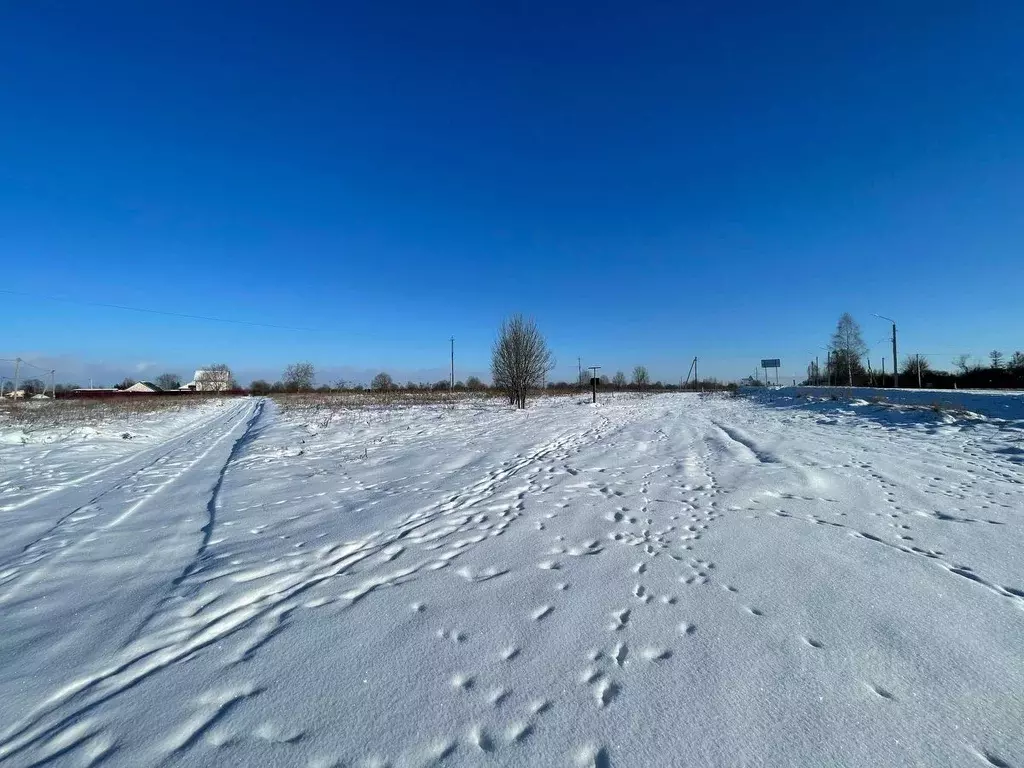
[3,1,1022,385]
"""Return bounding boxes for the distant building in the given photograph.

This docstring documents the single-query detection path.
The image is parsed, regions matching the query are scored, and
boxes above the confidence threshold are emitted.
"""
[122,381,162,394]
[181,369,232,392]
[2,389,26,400]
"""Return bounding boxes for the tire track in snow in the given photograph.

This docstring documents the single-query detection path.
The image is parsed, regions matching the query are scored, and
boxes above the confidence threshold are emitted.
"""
[0,403,622,764]
[0,401,255,605]
[122,399,268,646]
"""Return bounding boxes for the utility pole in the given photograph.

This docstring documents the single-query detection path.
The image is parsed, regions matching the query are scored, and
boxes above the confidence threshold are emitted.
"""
[450,337,454,392]
[881,357,886,386]
[917,354,923,388]
[13,357,21,399]
[49,370,55,398]
[578,357,582,392]
[694,357,698,391]
[893,325,899,389]
[875,315,898,389]
[588,365,601,404]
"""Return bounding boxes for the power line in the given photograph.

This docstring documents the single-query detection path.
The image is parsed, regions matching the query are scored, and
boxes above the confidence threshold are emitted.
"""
[0,289,317,332]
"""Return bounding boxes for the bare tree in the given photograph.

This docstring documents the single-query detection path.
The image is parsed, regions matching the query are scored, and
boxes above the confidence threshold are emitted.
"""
[612,371,626,389]
[953,354,972,375]
[830,313,868,386]
[465,375,486,391]
[901,354,930,388]
[990,350,1005,369]
[371,372,394,391]
[196,363,233,392]
[155,373,181,390]
[283,362,315,392]
[491,314,554,409]
[632,366,650,387]
[1009,351,1024,372]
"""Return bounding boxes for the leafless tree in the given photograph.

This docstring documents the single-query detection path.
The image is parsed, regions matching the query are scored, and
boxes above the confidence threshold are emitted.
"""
[196,363,233,392]
[901,354,930,384]
[491,314,554,409]
[283,362,315,392]
[1009,351,1024,372]
[155,373,181,390]
[990,350,1005,369]
[829,313,868,386]
[632,366,649,387]
[953,354,972,375]
[612,371,626,389]
[371,372,394,391]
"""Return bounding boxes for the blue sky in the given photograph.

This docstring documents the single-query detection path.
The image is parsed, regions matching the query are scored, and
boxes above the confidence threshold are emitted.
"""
[3,1,1023,385]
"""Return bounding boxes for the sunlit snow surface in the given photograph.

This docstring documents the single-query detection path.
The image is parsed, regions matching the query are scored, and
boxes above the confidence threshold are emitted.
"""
[1,392,1021,767]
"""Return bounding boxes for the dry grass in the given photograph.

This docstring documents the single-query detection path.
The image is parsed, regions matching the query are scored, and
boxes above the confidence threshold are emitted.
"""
[270,390,498,413]
[0,396,214,433]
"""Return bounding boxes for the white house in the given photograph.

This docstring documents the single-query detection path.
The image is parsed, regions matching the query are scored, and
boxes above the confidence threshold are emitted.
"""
[122,381,161,394]
[181,369,232,392]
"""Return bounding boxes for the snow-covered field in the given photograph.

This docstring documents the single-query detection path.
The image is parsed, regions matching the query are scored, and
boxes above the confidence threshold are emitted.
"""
[776,386,1024,422]
[1,393,1022,767]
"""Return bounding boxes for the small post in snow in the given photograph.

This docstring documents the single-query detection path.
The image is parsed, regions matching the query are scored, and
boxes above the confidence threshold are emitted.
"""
[588,365,601,404]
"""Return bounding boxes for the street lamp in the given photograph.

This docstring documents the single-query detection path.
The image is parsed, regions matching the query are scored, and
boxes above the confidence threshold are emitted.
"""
[873,314,898,388]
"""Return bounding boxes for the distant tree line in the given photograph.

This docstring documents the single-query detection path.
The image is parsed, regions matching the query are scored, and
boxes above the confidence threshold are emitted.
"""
[805,313,1024,389]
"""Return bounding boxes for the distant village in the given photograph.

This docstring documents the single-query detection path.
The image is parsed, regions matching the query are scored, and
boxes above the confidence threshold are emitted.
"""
[2,368,234,400]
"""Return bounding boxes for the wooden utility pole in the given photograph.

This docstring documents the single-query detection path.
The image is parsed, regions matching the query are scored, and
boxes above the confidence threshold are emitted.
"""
[892,323,899,389]
[588,366,601,404]
[450,337,454,392]
[876,315,899,389]
[881,357,886,386]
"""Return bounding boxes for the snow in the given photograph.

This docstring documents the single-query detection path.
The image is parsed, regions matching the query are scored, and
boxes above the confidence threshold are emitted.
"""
[1,392,1022,767]
[775,385,1024,423]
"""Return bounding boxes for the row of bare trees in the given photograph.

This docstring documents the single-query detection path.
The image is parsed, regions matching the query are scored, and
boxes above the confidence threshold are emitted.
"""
[810,313,1024,388]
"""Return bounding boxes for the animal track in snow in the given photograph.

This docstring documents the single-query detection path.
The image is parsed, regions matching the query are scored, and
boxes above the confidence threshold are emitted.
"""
[468,725,494,752]
[641,647,672,662]
[451,673,475,690]
[865,682,895,700]
[488,687,510,706]
[612,642,628,668]
[609,608,631,631]
[575,744,611,768]
[593,677,619,707]
[532,604,554,621]
[437,628,466,643]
